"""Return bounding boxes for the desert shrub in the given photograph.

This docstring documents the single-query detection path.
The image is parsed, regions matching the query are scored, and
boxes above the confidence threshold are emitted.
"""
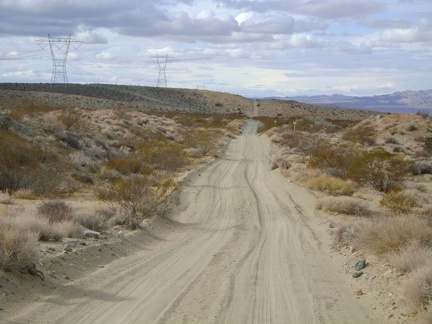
[37,201,73,223]
[11,189,36,199]
[0,130,61,194]
[341,123,376,145]
[106,155,149,176]
[9,99,60,120]
[40,114,63,134]
[71,173,94,185]
[74,211,113,232]
[309,176,355,196]
[424,138,432,155]
[59,109,81,130]
[0,113,12,130]
[380,191,418,214]
[56,132,81,150]
[401,265,432,311]
[277,131,316,153]
[254,117,290,133]
[308,140,358,178]
[385,137,399,144]
[307,134,411,193]
[12,213,66,241]
[317,197,371,216]
[0,216,38,271]
[416,110,431,118]
[0,190,12,204]
[331,219,367,249]
[351,216,432,255]
[98,174,172,228]
[407,125,418,132]
[389,241,432,274]
[349,148,412,192]
[274,157,291,170]
[137,140,189,171]
[412,163,432,175]
[56,220,81,238]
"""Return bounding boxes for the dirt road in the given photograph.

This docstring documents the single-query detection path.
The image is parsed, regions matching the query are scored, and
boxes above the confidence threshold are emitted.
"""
[7,120,376,323]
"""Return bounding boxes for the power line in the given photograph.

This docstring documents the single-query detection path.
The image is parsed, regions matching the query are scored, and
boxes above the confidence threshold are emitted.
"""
[36,34,83,85]
[155,54,169,88]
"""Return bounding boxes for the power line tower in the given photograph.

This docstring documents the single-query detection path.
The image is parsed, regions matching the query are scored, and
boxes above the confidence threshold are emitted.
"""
[155,54,169,88]
[36,34,82,86]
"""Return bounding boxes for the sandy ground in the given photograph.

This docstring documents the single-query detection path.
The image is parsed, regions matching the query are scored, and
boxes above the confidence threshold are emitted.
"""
[1,120,381,323]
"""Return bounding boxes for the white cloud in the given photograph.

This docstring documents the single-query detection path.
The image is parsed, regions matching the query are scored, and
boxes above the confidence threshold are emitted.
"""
[74,28,107,44]
[298,0,384,19]
[96,51,114,60]
[239,13,295,34]
[381,23,432,43]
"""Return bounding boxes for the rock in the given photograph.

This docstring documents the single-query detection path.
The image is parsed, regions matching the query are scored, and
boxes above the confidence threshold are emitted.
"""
[80,226,100,238]
[355,259,366,271]
[63,244,73,252]
[386,314,393,320]
[64,276,70,280]
[352,271,363,278]
[270,161,279,170]
[26,263,44,281]
[354,289,364,296]
[384,269,393,278]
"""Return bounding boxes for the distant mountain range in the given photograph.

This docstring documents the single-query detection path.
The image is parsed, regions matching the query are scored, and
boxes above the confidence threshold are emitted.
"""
[276,90,432,114]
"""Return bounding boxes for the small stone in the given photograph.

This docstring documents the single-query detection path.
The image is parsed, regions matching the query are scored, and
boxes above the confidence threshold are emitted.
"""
[354,289,364,296]
[80,226,100,239]
[386,314,393,320]
[384,269,393,278]
[355,259,366,271]
[352,271,363,278]
[63,244,73,252]
[64,276,70,280]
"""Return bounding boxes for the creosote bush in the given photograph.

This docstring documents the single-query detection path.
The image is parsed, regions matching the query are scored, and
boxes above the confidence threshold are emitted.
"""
[341,123,376,145]
[380,190,418,214]
[309,140,412,192]
[0,129,61,194]
[98,174,174,228]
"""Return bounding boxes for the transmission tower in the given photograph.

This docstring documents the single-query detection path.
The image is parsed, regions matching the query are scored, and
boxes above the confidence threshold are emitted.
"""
[36,34,82,85]
[155,54,169,87]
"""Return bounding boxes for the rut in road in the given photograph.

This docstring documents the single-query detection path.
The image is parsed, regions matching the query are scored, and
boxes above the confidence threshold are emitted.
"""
[9,119,376,324]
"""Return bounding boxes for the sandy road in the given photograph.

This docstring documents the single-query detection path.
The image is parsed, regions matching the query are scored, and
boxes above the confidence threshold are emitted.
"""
[8,120,376,323]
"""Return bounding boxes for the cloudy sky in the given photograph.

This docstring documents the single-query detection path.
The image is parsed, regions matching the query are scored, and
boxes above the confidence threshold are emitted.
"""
[0,0,431,97]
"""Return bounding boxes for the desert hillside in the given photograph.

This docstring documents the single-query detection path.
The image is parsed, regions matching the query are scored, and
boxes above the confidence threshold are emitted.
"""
[0,82,384,119]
